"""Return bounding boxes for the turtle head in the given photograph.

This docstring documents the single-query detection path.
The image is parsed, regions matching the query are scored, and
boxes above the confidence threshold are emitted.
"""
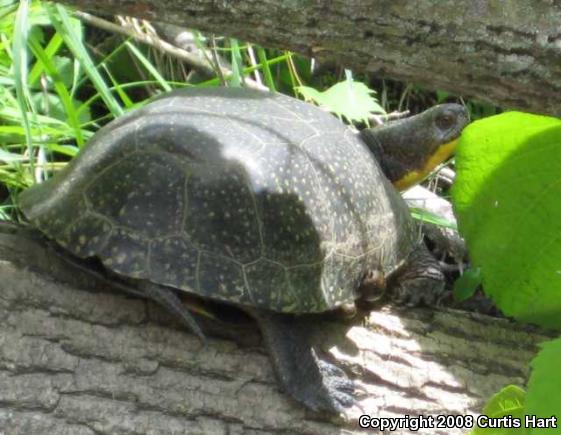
[360,104,469,190]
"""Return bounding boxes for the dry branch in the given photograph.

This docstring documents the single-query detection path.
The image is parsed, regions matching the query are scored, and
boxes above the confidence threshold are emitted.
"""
[56,0,561,116]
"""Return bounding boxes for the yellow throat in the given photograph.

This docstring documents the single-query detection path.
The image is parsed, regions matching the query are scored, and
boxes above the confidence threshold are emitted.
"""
[393,138,458,191]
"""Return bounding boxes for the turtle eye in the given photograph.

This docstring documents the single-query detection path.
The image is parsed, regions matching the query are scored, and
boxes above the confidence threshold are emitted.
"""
[435,111,456,130]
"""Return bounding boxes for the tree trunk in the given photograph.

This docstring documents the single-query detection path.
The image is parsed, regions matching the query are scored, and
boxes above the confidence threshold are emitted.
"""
[56,0,561,116]
[0,225,551,434]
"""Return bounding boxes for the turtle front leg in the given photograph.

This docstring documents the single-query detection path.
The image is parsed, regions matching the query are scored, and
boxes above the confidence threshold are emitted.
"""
[387,243,445,306]
[250,309,356,414]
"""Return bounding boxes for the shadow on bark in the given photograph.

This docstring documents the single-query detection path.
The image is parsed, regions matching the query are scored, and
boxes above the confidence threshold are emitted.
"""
[0,223,551,434]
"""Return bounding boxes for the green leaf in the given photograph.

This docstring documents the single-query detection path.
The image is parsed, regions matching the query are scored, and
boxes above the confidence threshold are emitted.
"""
[28,21,44,44]
[468,100,501,120]
[296,80,385,124]
[51,55,74,88]
[26,1,51,27]
[472,385,528,435]
[30,92,90,124]
[526,338,561,434]
[483,385,526,417]
[452,113,561,329]
[453,268,481,302]
[436,90,451,103]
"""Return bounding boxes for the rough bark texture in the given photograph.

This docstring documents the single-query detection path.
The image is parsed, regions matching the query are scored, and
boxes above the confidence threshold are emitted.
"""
[57,0,561,116]
[0,226,552,434]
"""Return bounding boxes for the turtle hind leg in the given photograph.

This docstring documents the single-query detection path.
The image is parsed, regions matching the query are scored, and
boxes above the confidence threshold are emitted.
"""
[137,281,205,342]
[249,309,356,414]
[388,243,445,306]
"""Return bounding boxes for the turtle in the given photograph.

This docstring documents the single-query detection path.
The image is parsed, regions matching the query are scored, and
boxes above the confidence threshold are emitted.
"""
[18,87,469,413]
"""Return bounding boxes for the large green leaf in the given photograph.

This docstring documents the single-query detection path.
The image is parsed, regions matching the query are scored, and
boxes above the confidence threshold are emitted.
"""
[526,338,561,434]
[453,113,561,328]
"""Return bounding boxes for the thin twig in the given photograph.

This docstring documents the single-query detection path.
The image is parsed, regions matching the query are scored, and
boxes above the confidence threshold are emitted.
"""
[210,34,227,86]
[74,11,267,90]
[74,11,268,91]
[75,11,215,75]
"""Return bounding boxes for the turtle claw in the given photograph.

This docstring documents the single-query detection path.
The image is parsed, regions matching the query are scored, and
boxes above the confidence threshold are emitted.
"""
[306,357,358,414]
[388,244,445,307]
[253,311,359,415]
[392,279,443,307]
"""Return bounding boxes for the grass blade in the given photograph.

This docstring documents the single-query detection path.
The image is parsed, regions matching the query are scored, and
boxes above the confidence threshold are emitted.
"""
[12,0,33,162]
[101,62,134,108]
[46,3,123,117]
[256,46,275,91]
[228,38,243,87]
[124,41,171,92]
[27,33,84,146]
[28,32,64,86]
[199,52,290,87]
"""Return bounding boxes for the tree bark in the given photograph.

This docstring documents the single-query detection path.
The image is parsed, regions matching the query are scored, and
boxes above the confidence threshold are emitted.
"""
[0,225,552,434]
[56,0,561,116]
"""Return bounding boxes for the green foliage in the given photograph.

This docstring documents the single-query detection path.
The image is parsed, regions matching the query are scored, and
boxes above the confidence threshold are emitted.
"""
[453,267,481,302]
[482,385,526,420]
[472,385,527,435]
[228,38,243,87]
[124,41,171,93]
[454,113,561,432]
[1,0,388,193]
[472,339,561,435]
[27,30,85,144]
[296,78,385,124]
[256,46,275,91]
[12,0,33,156]
[3,0,388,222]
[526,338,561,433]
[466,99,501,120]
[453,113,561,329]
[4,0,559,427]
[409,207,457,230]
[45,4,123,117]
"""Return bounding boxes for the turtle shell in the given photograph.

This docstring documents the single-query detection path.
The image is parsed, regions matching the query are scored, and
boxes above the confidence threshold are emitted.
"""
[19,88,417,314]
